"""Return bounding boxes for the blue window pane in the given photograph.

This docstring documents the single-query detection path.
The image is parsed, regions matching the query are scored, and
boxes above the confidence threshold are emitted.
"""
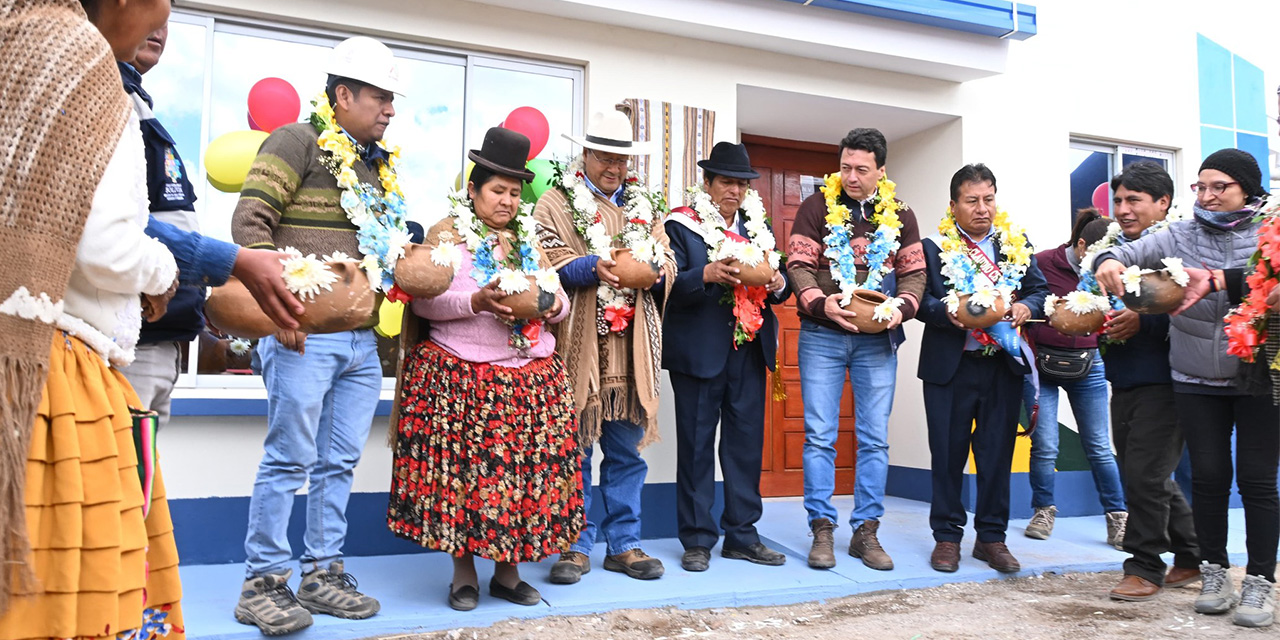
[1070,148,1112,218]
[1236,132,1271,187]
[1200,126,1236,162]
[1197,35,1234,129]
[1233,55,1267,135]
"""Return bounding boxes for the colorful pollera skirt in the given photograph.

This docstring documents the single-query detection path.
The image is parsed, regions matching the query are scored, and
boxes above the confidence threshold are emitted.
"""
[387,341,584,563]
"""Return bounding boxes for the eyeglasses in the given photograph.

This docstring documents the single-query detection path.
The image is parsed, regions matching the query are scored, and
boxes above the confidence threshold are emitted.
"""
[1190,181,1238,195]
[589,150,629,170]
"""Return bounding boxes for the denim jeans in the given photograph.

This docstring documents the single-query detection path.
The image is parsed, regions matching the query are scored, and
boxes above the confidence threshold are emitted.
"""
[1022,350,1124,512]
[797,320,897,530]
[570,419,647,556]
[244,330,382,578]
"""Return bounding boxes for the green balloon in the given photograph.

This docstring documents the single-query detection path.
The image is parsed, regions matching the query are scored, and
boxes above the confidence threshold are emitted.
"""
[527,158,556,201]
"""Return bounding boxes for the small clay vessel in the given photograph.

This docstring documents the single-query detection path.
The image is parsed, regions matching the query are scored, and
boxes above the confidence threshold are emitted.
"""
[611,247,661,289]
[843,289,891,334]
[296,260,377,334]
[1120,271,1184,314]
[1047,300,1105,336]
[726,258,775,287]
[205,276,277,339]
[954,293,1008,330]
[497,275,556,319]
[393,243,455,298]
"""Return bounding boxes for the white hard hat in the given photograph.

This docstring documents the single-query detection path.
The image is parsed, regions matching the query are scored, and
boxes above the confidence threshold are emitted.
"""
[327,36,403,95]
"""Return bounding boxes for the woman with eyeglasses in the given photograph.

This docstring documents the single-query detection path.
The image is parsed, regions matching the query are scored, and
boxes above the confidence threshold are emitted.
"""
[1095,148,1277,629]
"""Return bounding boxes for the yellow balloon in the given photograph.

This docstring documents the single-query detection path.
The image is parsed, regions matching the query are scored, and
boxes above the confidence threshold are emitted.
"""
[375,299,404,338]
[452,161,476,192]
[205,130,270,193]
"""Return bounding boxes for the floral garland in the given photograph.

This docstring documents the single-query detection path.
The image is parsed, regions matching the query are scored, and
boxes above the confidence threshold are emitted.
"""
[821,173,903,305]
[1226,201,1280,362]
[310,92,410,292]
[1119,258,1190,295]
[688,185,781,345]
[447,191,562,350]
[553,156,667,334]
[937,207,1032,314]
[1044,290,1110,317]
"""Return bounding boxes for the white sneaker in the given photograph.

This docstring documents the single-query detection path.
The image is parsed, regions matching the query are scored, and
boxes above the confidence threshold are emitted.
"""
[1234,575,1275,628]
[1105,511,1128,550]
[1024,506,1056,540]
[1195,562,1240,614]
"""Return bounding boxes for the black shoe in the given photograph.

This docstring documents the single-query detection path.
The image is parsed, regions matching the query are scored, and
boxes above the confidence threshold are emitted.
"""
[488,577,541,606]
[682,547,711,572]
[448,584,479,611]
[722,542,786,566]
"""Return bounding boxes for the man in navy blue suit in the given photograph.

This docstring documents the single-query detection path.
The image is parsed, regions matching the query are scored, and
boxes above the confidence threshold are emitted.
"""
[917,163,1048,574]
[663,142,790,572]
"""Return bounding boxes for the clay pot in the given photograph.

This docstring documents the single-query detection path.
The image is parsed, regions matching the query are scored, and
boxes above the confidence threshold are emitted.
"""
[1120,271,1185,314]
[954,293,1008,330]
[611,247,660,289]
[497,275,556,320]
[196,332,228,374]
[1047,300,1105,337]
[206,277,277,339]
[726,258,775,287]
[394,243,455,298]
[843,289,891,334]
[296,260,377,334]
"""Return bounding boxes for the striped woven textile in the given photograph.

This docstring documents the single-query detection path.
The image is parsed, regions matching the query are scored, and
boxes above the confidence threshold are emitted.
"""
[616,99,715,208]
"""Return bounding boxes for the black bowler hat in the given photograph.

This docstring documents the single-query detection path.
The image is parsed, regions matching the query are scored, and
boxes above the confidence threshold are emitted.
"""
[697,142,760,180]
[468,127,536,182]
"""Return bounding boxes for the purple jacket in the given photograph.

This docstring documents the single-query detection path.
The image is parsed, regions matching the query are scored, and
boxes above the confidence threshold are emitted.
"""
[1026,245,1097,351]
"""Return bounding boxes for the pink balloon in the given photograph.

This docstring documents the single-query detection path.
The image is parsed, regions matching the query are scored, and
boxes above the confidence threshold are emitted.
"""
[1091,182,1110,217]
[247,77,301,133]
[248,111,264,132]
[502,107,550,160]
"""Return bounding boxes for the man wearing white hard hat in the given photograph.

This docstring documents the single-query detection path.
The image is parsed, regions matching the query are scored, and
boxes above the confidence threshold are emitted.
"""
[230,35,402,634]
[534,109,677,584]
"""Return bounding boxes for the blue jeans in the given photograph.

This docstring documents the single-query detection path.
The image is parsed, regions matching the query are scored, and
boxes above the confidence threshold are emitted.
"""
[570,420,647,556]
[797,320,897,530]
[244,330,382,578]
[1023,350,1125,513]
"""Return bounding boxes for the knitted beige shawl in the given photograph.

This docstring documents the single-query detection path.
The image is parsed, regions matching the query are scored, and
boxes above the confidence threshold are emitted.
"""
[0,0,130,613]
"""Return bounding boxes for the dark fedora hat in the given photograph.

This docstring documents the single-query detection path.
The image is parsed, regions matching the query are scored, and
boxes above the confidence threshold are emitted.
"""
[697,142,760,180]
[468,127,536,182]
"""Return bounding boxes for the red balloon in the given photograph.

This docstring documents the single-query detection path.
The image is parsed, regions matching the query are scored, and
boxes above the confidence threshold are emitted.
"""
[247,77,301,133]
[247,111,264,132]
[1091,182,1110,217]
[502,107,550,160]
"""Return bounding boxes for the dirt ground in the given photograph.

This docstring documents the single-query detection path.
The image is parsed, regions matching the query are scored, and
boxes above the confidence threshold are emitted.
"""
[385,569,1269,640]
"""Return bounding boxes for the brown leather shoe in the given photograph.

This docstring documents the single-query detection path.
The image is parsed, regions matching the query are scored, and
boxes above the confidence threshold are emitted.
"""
[1110,574,1161,601]
[972,541,1020,573]
[549,551,591,584]
[1165,565,1202,588]
[848,520,894,571]
[808,518,836,569]
[930,541,960,573]
[603,549,664,580]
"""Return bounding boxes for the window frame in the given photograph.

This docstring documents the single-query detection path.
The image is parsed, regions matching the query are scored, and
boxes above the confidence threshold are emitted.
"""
[1068,137,1178,224]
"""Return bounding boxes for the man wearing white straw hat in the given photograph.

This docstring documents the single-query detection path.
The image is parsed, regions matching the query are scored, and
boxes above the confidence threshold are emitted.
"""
[231,35,403,634]
[534,109,677,584]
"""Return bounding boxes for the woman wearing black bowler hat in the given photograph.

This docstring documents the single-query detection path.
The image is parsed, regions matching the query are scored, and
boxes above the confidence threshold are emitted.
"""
[386,127,584,611]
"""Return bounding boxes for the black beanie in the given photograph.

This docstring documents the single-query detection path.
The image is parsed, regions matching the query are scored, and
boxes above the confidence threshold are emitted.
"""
[1199,148,1266,198]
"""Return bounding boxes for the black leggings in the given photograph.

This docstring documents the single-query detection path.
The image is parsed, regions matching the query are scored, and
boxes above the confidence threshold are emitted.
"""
[1175,392,1280,581]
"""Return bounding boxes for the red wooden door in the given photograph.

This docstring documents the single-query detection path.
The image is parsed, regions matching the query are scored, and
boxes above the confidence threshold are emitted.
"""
[745,135,858,498]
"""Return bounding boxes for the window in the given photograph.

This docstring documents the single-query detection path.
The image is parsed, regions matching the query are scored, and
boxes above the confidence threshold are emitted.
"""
[1068,139,1175,226]
[143,10,582,392]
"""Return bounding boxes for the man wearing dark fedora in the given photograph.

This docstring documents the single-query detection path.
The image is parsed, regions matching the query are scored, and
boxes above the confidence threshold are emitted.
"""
[664,142,790,572]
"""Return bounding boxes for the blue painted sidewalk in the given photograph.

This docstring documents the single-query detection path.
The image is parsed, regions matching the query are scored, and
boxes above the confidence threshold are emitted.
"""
[181,496,1248,640]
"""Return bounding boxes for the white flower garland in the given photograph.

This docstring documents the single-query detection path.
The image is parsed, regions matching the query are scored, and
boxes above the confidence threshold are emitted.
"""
[687,186,781,269]
[447,191,561,295]
[278,247,340,302]
[1044,290,1110,317]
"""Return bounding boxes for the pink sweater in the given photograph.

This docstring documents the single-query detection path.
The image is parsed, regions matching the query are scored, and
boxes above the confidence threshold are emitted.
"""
[411,242,570,367]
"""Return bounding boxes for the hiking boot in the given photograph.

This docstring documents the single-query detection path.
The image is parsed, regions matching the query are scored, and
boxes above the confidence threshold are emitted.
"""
[681,547,711,572]
[550,551,591,584]
[234,569,314,635]
[1195,562,1239,614]
[808,518,836,569]
[1105,511,1128,550]
[1234,575,1275,627]
[603,549,664,580]
[848,520,894,571]
[297,560,380,620]
[972,540,1021,573]
[1024,506,1056,540]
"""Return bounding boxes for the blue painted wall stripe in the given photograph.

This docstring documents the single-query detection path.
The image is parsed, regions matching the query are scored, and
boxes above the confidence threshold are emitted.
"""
[775,0,1036,40]
[172,398,393,416]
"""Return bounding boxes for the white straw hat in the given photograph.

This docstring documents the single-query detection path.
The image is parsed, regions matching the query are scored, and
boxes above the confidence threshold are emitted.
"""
[563,110,652,156]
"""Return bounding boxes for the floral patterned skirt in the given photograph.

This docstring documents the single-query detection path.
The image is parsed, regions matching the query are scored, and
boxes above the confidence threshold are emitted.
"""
[388,341,584,563]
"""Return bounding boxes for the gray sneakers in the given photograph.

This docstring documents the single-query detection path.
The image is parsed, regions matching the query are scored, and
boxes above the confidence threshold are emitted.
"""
[1195,562,1240,614]
[1105,511,1128,550]
[1024,506,1056,540]
[297,560,381,619]
[1234,574,1275,628]
[234,569,313,636]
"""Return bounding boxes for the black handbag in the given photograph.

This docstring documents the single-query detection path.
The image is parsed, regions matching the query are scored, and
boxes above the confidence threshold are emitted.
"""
[1035,345,1093,381]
